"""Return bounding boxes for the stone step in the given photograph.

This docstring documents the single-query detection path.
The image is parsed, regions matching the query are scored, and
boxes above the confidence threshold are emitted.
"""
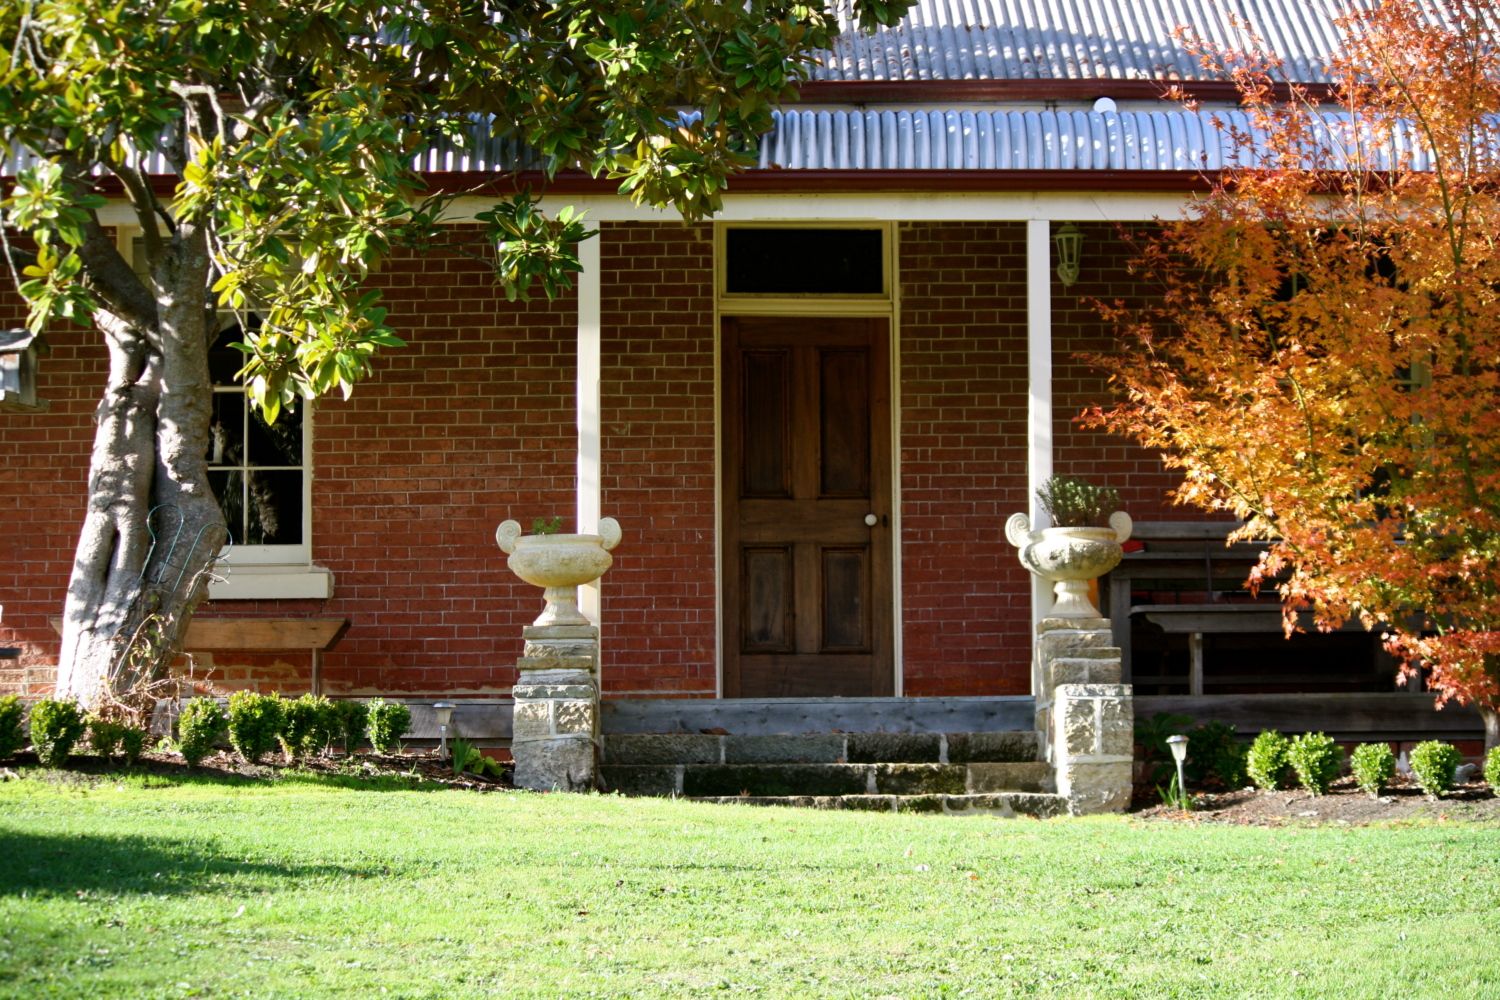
[600,761,1054,798]
[599,730,1039,766]
[601,696,1035,735]
[687,792,1067,818]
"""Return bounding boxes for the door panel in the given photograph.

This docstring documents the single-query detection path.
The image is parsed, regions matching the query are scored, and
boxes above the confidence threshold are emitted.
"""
[723,317,893,698]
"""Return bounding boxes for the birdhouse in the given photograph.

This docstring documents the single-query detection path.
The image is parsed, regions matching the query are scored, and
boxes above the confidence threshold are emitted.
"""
[0,330,47,413]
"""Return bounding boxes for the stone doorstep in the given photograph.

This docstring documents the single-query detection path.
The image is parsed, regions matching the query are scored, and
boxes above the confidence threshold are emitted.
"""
[599,761,1054,798]
[687,793,1068,818]
[598,730,1040,766]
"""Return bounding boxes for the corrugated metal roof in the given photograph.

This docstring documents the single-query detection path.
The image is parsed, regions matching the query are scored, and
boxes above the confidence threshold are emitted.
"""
[756,107,1434,171]
[817,0,1363,83]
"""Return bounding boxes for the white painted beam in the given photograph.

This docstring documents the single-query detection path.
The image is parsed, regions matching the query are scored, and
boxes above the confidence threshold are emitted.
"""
[1026,219,1055,657]
[576,233,603,626]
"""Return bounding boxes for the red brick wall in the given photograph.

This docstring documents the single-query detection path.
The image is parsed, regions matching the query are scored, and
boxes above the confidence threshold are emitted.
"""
[897,222,1033,694]
[599,222,718,696]
[1053,222,1215,522]
[2,219,1192,702]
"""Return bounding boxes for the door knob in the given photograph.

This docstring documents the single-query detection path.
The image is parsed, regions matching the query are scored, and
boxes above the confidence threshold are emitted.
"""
[864,513,878,527]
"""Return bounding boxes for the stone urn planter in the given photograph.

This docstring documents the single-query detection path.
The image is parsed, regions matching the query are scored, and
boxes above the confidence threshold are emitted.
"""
[1006,510,1132,618]
[495,517,623,626]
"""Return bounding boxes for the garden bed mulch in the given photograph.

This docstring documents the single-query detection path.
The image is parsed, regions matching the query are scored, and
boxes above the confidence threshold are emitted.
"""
[1133,774,1500,825]
[1,747,516,791]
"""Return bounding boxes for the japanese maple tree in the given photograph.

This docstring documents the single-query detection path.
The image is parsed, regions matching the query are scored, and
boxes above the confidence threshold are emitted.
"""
[1093,0,1500,747]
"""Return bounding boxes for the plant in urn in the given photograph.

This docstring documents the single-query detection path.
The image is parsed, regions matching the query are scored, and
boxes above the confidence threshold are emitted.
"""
[496,516,623,626]
[1006,476,1131,618]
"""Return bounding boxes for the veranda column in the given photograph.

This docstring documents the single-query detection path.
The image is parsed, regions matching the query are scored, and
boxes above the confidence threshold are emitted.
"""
[1025,219,1055,675]
[577,233,603,625]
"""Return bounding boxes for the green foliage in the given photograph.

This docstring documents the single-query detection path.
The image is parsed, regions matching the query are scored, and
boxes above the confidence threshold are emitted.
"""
[332,700,368,753]
[28,698,86,768]
[1185,721,1248,789]
[450,738,505,779]
[0,695,24,761]
[227,691,284,764]
[1351,742,1397,798]
[365,698,411,753]
[530,516,565,535]
[119,724,146,766]
[177,698,228,767]
[1246,730,1294,791]
[1484,746,1500,791]
[85,714,127,762]
[1287,732,1344,796]
[278,694,340,761]
[1035,475,1121,528]
[1156,771,1193,811]
[1409,741,1463,798]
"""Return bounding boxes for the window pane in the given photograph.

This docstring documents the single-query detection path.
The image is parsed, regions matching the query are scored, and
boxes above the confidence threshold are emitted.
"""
[207,393,244,465]
[209,470,244,543]
[726,228,884,295]
[248,404,302,467]
[209,324,250,386]
[245,471,303,545]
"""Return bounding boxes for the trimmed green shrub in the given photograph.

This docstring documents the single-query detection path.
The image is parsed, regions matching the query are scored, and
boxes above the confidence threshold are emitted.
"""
[1409,740,1463,798]
[1246,730,1293,791]
[1186,721,1248,789]
[119,724,146,765]
[1287,732,1343,795]
[177,698,227,766]
[365,698,411,753]
[279,694,339,760]
[0,695,25,761]
[1485,746,1500,792]
[1350,742,1396,798]
[29,698,86,767]
[332,700,368,753]
[227,691,284,763]
[85,714,127,762]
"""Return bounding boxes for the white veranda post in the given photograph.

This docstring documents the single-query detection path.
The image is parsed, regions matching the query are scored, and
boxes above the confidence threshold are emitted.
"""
[576,233,603,627]
[1025,219,1055,652]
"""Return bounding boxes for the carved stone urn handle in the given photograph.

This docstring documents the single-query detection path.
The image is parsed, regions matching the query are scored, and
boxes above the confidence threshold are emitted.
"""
[1004,512,1033,549]
[495,518,522,554]
[597,516,622,551]
[1108,510,1133,544]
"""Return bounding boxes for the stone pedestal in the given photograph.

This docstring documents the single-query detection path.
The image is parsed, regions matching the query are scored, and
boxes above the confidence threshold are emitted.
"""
[511,624,599,792]
[1033,617,1132,814]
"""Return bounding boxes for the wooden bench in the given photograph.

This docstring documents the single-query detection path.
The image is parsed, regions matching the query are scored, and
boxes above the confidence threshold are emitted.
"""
[50,617,348,694]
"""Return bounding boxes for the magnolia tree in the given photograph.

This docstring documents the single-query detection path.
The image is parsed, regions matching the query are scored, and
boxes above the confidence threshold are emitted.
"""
[1093,0,1500,747]
[1,0,909,712]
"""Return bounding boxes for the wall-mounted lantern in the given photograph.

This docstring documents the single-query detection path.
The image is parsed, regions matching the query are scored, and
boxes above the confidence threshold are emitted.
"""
[0,330,48,413]
[1053,222,1084,288]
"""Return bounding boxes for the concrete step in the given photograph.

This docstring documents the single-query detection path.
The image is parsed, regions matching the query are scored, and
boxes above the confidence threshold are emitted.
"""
[601,696,1035,735]
[687,792,1067,818]
[599,730,1039,766]
[600,761,1054,798]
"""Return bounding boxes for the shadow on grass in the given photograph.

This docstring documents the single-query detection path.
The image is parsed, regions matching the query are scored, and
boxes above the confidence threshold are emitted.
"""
[17,758,460,794]
[0,828,370,898]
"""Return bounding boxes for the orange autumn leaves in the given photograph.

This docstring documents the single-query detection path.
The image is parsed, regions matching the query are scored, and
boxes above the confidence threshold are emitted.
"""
[1092,0,1500,713]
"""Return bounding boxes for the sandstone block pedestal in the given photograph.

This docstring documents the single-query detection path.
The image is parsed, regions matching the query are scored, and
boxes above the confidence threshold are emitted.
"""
[511,623,599,792]
[1031,618,1133,814]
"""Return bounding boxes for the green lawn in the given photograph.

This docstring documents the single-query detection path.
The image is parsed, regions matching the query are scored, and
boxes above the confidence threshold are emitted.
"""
[1,771,1496,999]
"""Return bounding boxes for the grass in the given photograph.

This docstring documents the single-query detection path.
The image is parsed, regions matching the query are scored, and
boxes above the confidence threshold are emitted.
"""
[1,770,1497,998]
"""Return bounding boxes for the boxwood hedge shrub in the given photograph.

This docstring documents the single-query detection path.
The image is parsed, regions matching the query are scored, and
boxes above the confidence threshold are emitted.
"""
[333,700,368,753]
[177,698,227,766]
[1287,732,1343,795]
[29,698,86,768]
[1185,720,1248,789]
[227,691,284,764]
[1350,742,1396,798]
[365,698,411,753]
[1409,740,1463,798]
[279,694,339,760]
[85,714,126,762]
[0,695,24,761]
[1246,730,1293,791]
[1485,746,1500,792]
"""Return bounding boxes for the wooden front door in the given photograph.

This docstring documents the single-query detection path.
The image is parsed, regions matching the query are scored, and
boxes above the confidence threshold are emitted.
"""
[722,317,894,697]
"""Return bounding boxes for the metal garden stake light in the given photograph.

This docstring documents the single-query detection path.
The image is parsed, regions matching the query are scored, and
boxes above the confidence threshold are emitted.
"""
[1166,734,1188,803]
[433,702,455,759]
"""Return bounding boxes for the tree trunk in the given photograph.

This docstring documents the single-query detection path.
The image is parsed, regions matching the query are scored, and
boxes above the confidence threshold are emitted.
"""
[1480,705,1499,755]
[55,226,226,713]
